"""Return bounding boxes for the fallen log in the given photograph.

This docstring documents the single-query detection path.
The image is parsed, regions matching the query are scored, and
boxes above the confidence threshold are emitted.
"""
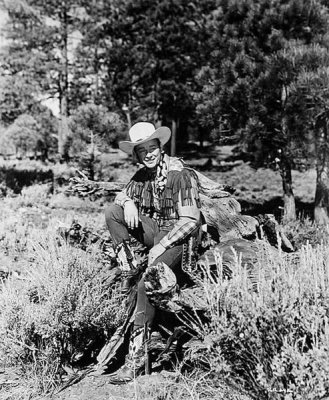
[68,170,293,251]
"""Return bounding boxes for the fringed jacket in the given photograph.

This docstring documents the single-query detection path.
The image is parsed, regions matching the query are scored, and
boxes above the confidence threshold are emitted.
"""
[115,154,202,249]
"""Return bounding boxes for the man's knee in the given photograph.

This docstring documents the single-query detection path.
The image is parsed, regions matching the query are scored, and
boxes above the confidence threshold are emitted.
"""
[105,204,124,228]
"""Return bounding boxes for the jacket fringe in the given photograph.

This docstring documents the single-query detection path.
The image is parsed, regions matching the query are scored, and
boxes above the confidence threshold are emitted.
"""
[125,168,200,219]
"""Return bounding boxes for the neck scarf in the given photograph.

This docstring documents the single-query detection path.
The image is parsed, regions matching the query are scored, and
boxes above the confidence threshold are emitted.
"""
[155,152,169,196]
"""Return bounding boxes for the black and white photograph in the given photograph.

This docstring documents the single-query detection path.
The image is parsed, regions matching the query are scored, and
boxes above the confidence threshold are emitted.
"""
[0,1,328,399]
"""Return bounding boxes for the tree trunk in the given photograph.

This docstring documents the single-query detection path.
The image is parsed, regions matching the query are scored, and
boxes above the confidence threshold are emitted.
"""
[171,118,177,156]
[279,155,296,222]
[58,1,69,161]
[279,87,296,222]
[314,172,329,224]
[314,120,329,224]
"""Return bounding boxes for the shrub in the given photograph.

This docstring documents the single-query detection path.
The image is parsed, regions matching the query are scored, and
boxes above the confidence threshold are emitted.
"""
[0,232,125,394]
[282,218,329,250]
[0,162,53,194]
[184,243,329,399]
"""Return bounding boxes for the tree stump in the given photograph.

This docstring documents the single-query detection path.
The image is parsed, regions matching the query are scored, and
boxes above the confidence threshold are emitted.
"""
[62,170,295,377]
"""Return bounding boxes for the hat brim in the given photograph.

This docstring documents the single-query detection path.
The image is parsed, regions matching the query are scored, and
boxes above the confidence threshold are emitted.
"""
[119,127,171,154]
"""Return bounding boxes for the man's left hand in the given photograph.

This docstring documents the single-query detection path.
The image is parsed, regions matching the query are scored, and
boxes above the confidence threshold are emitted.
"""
[148,243,166,265]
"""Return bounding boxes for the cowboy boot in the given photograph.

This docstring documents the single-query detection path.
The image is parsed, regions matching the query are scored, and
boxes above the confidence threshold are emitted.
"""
[116,240,139,294]
[108,326,149,384]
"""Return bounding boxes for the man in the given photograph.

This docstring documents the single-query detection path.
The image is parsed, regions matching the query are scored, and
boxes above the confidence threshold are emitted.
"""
[105,121,202,383]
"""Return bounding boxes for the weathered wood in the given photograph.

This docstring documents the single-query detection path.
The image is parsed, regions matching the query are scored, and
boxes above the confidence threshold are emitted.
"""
[200,194,258,240]
[68,171,260,241]
[68,170,231,198]
[57,184,294,379]
[68,171,126,196]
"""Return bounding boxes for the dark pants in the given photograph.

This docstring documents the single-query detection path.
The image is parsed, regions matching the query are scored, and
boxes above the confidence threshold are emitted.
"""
[105,204,184,330]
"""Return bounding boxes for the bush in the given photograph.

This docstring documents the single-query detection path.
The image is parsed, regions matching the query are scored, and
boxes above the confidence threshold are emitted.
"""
[184,243,329,399]
[0,162,53,194]
[282,218,329,250]
[0,232,125,394]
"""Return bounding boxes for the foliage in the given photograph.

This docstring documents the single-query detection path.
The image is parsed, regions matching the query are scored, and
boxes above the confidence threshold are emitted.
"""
[3,0,329,167]
[72,0,216,142]
[1,0,91,156]
[68,103,125,153]
[0,231,125,394]
[195,0,329,165]
[0,177,329,398]
[0,159,53,193]
[1,114,41,156]
[0,75,38,126]
[184,242,329,399]
[282,217,329,250]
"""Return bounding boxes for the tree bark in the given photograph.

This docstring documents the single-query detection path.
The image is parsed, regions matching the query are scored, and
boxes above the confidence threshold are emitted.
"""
[279,154,296,222]
[58,1,70,160]
[171,118,177,156]
[280,87,296,222]
[314,120,329,224]
[314,175,329,224]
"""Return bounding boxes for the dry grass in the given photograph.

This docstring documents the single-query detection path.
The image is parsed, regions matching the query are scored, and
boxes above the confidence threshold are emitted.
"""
[0,162,326,400]
[181,241,329,399]
[206,162,315,205]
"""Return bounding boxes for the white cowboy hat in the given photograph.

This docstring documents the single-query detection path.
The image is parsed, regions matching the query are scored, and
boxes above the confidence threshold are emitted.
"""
[119,122,171,154]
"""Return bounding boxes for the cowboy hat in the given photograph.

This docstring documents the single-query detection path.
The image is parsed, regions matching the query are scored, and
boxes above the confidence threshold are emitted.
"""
[119,122,171,154]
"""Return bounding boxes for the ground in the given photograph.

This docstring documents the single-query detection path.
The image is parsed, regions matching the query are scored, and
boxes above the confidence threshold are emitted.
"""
[48,371,253,400]
[0,151,319,400]
[0,366,253,400]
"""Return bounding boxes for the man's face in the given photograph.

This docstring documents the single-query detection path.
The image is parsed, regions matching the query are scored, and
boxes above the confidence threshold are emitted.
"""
[135,139,161,169]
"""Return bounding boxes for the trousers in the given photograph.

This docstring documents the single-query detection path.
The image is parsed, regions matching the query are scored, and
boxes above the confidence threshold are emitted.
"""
[105,204,184,330]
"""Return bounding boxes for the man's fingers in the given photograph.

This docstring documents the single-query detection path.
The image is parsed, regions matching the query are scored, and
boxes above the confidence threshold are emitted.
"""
[126,217,132,229]
[125,212,139,229]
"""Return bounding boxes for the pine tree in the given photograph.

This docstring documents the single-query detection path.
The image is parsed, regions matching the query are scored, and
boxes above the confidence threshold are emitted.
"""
[195,0,329,221]
[1,0,88,158]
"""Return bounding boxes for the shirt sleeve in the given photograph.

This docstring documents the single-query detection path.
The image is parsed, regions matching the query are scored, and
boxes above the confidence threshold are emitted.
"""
[114,189,133,208]
[159,193,201,249]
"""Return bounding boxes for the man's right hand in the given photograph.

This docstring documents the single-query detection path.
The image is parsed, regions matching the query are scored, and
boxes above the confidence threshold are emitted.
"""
[124,200,139,229]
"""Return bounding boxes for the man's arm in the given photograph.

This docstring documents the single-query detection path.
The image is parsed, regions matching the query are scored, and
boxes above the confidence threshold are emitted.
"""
[159,198,201,249]
[148,188,201,265]
[114,189,139,229]
[114,189,133,208]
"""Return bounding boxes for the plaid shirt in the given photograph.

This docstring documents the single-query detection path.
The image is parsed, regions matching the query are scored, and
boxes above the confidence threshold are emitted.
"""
[159,216,199,249]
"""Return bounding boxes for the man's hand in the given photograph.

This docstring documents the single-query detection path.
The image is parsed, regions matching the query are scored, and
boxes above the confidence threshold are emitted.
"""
[124,200,139,229]
[148,243,166,265]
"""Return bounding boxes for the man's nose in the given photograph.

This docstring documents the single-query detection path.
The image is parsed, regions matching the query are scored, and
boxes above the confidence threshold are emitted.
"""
[145,149,155,157]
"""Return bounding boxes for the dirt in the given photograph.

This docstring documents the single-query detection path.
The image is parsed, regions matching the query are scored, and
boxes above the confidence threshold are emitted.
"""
[0,365,253,400]
[45,371,253,400]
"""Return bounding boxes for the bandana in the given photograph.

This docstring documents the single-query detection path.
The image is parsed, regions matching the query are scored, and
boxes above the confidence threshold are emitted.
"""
[155,152,169,196]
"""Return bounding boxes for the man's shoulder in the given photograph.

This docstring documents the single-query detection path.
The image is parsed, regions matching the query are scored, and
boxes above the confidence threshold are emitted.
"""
[167,165,199,190]
[167,156,185,172]
[167,157,198,178]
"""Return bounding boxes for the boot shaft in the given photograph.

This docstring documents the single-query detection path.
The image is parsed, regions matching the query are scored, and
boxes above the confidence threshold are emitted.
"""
[116,240,138,276]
